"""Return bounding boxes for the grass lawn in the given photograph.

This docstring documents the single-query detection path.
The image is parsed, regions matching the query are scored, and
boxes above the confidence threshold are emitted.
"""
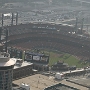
[46,51,89,68]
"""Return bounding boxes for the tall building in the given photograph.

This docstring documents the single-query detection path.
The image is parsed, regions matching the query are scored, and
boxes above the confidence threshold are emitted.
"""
[0,52,16,90]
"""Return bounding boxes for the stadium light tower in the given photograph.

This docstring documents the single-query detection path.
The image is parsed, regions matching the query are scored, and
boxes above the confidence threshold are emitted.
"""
[48,0,52,5]
[81,18,84,34]
[11,13,14,26]
[16,12,18,25]
[5,29,9,52]
[75,17,78,32]
[0,27,2,43]
[1,14,4,27]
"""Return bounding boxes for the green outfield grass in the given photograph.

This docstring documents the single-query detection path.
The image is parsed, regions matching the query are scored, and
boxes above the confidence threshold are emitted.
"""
[43,50,89,68]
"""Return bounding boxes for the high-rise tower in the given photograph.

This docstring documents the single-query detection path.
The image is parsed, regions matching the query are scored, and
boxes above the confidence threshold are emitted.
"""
[0,51,16,90]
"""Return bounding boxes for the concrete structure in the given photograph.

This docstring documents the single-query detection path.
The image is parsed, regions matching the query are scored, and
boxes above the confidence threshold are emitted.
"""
[51,60,69,71]
[13,58,33,80]
[13,74,89,90]
[13,83,30,90]
[33,63,49,71]
[0,52,16,90]
[20,83,30,90]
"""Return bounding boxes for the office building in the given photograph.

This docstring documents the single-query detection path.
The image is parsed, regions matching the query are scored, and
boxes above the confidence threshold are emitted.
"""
[0,52,16,90]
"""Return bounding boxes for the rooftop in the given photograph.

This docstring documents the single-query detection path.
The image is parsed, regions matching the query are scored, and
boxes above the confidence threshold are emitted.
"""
[14,58,33,69]
[44,83,79,90]
[14,61,33,69]
[68,75,90,88]
[13,74,89,90]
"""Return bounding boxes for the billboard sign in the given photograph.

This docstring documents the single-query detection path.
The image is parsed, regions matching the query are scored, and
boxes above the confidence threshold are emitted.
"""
[25,52,49,64]
[33,55,40,61]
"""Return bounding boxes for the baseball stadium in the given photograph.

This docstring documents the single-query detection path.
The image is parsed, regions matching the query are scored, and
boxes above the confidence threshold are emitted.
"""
[2,21,90,68]
[1,0,90,90]
[1,21,90,90]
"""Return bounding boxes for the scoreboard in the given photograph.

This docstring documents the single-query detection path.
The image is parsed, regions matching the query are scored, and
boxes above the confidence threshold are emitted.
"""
[25,52,49,64]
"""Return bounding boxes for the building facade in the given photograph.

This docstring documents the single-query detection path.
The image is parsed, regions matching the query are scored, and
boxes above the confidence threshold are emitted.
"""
[13,59,33,80]
[0,52,16,90]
